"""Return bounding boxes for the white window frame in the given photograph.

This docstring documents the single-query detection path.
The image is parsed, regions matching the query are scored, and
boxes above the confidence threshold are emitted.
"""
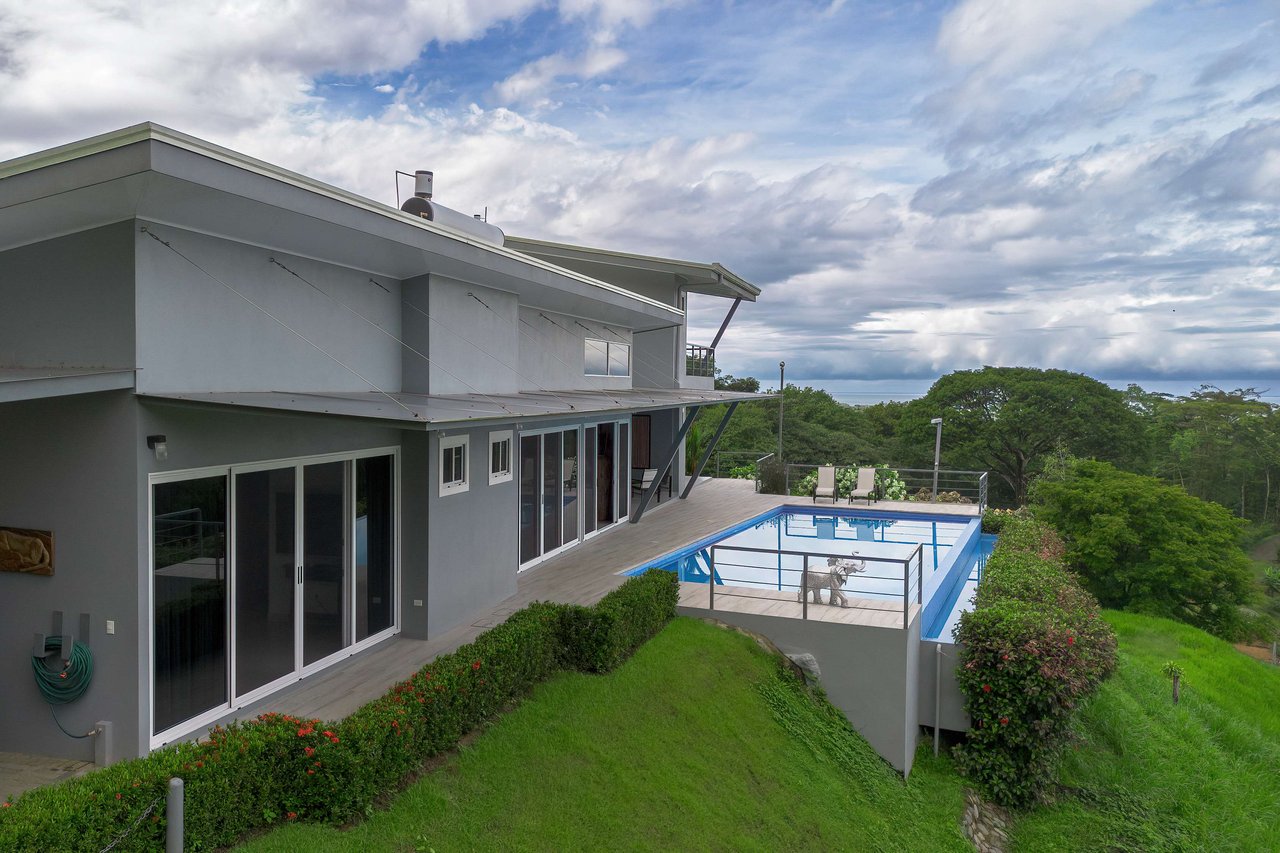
[584,338,631,378]
[488,430,513,485]
[439,433,470,496]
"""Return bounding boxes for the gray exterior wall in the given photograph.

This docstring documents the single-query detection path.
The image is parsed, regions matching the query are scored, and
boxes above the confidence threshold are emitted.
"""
[917,640,971,732]
[133,223,401,393]
[679,607,923,775]
[402,275,521,396]
[425,425,519,635]
[517,306,632,392]
[633,327,678,388]
[0,391,140,762]
[0,222,135,370]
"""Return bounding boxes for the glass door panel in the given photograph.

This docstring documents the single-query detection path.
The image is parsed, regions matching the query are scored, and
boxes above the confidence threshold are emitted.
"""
[153,476,227,734]
[542,433,562,553]
[562,430,578,544]
[597,423,615,528]
[520,436,540,563]
[583,427,597,535]
[233,467,296,697]
[303,461,347,666]
[618,422,630,522]
[356,455,394,641]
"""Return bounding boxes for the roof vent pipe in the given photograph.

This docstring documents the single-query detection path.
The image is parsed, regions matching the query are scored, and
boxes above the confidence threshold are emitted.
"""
[414,170,433,199]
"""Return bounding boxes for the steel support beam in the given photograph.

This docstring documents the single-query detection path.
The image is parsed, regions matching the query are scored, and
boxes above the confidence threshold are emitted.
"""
[630,406,701,524]
[680,401,738,499]
[708,297,742,351]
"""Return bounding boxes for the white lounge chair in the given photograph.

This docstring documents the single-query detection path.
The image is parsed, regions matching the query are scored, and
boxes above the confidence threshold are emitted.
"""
[847,467,877,504]
[813,465,838,503]
[632,468,672,503]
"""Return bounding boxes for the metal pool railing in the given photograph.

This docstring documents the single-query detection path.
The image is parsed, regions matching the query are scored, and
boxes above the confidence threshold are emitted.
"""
[701,542,924,629]
[783,464,990,510]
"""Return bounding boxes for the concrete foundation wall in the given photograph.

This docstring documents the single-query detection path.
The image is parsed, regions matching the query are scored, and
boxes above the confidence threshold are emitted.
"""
[918,640,971,732]
[0,391,141,762]
[0,222,135,370]
[679,605,923,775]
[134,223,401,393]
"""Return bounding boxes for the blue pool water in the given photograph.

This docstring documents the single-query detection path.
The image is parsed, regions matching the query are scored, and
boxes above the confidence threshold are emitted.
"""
[626,507,993,642]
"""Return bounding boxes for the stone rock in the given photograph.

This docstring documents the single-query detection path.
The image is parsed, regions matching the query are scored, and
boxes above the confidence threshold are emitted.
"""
[787,652,821,681]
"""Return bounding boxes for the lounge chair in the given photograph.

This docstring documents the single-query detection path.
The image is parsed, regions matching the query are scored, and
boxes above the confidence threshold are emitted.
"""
[813,465,838,503]
[632,468,672,503]
[847,467,877,505]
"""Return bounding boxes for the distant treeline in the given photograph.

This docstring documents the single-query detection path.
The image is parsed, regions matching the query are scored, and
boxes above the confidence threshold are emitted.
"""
[700,366,1280,524]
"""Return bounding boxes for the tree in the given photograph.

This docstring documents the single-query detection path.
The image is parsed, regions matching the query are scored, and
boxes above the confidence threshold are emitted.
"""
[898,367,1148,506]
[1031,459,1254,638]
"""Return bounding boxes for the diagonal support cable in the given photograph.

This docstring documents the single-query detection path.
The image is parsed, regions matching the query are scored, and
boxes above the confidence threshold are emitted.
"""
[140,227,423,421]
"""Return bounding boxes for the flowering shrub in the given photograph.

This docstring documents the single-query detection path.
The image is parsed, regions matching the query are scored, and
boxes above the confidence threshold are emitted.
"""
[953,516,1116,808]
[0,573,679,851]
[980,506,1025,535]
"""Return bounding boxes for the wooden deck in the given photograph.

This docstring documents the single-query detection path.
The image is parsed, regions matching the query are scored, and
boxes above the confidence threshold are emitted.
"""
[237,480,976,722]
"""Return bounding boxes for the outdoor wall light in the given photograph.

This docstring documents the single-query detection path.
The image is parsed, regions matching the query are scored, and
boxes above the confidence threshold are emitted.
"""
[146,434,168,461]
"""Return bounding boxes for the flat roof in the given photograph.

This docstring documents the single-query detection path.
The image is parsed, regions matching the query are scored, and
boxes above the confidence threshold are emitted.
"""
[140,386,773,430]
[0,367,135,403]
[503,236,759,301]
[0,123,684,331]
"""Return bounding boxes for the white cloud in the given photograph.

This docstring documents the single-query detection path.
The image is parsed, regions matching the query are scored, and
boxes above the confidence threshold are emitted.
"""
[374,84,395,94]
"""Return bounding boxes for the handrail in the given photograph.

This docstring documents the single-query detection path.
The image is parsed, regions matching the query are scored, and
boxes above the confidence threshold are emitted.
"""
[783,462,989,506]
[685,343,716,378]
[706,542,920,629]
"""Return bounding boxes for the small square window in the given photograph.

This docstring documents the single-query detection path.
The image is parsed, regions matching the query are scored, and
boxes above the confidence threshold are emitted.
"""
[488,430,513,485]
[584,339,609,376]
[439,434,469,497]
[607,342,630,377]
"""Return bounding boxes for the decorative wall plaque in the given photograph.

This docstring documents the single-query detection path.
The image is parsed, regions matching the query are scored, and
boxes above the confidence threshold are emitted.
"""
[0,527,54,576]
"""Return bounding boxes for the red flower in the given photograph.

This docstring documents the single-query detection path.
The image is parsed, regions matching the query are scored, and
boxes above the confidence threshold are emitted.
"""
[472,661,482,671]
[1067,636,1075,646]
[304,747,315,757]
[999,717,1009,725]
[2,802,10,808]
[982,684,991,693]
[1001,654,1009,661]
[307,769,315,775]
[115,793,122,800]
[287,811,297,821]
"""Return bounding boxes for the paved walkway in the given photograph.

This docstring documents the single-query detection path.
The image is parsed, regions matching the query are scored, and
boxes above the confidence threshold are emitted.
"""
[0,752,93,803]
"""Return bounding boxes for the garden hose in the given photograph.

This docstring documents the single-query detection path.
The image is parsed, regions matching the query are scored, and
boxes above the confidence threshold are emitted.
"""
[31,635,96,739]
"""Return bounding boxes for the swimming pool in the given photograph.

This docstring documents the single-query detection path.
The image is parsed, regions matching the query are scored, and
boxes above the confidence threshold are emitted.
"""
[625,507,990,641]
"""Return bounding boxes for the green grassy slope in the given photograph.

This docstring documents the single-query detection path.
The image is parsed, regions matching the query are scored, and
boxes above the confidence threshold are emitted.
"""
[1011,611,1280,852]
[242,617,969,852]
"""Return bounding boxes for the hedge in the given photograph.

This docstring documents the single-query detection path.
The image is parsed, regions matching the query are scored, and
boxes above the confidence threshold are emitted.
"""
[0,570,679,851]
[953,516,1117,808]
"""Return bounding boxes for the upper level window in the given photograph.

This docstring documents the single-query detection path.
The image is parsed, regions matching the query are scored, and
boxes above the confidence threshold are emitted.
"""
[489,430,513,485]
[440,434,469,497]
[585,339,630,377]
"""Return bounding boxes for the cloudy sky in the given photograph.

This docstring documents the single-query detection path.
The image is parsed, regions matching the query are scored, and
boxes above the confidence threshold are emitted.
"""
[2,0,1277,390]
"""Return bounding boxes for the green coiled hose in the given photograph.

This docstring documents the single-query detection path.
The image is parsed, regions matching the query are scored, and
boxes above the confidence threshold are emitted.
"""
[32,635,94,705]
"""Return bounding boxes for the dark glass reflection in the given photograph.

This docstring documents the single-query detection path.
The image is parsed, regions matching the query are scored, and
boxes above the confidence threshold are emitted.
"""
[356,455,394,641]
[303,462,347,665]
[234,467,296,696]
[153,476,227,734]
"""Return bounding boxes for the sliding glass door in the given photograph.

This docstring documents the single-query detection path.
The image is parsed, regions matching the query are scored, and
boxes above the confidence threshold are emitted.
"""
[152,449,397,744]
[518,421,630,569]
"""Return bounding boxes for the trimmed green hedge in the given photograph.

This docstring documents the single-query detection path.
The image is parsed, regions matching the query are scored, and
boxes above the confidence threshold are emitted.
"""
[953,517,1116,808]
[0,572,679,851]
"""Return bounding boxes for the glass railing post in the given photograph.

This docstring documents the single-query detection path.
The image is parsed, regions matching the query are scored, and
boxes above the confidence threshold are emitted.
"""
[802,556,808,620]
[708,547,715,610]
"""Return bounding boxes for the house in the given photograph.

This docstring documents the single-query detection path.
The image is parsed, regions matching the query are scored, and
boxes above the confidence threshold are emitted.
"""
[0,123,763,765]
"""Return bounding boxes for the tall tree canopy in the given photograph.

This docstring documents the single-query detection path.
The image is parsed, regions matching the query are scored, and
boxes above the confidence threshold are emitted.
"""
[898,367,1146,506]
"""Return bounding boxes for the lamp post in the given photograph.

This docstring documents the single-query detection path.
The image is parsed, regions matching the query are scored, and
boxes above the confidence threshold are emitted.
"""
[930,417,943,501]
[777,361,785,461]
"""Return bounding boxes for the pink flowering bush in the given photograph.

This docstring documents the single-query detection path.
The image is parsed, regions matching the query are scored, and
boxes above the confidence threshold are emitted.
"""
[954,517,1116,808]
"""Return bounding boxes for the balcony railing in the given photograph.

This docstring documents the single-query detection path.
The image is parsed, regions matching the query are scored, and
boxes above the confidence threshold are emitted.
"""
[697,542,924,630]
[685,344,716,378]
[779,464,990,511]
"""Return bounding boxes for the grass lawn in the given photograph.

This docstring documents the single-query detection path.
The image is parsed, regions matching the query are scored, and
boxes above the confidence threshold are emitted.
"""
[1010,610,1280,852]
[241,617,970,852]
